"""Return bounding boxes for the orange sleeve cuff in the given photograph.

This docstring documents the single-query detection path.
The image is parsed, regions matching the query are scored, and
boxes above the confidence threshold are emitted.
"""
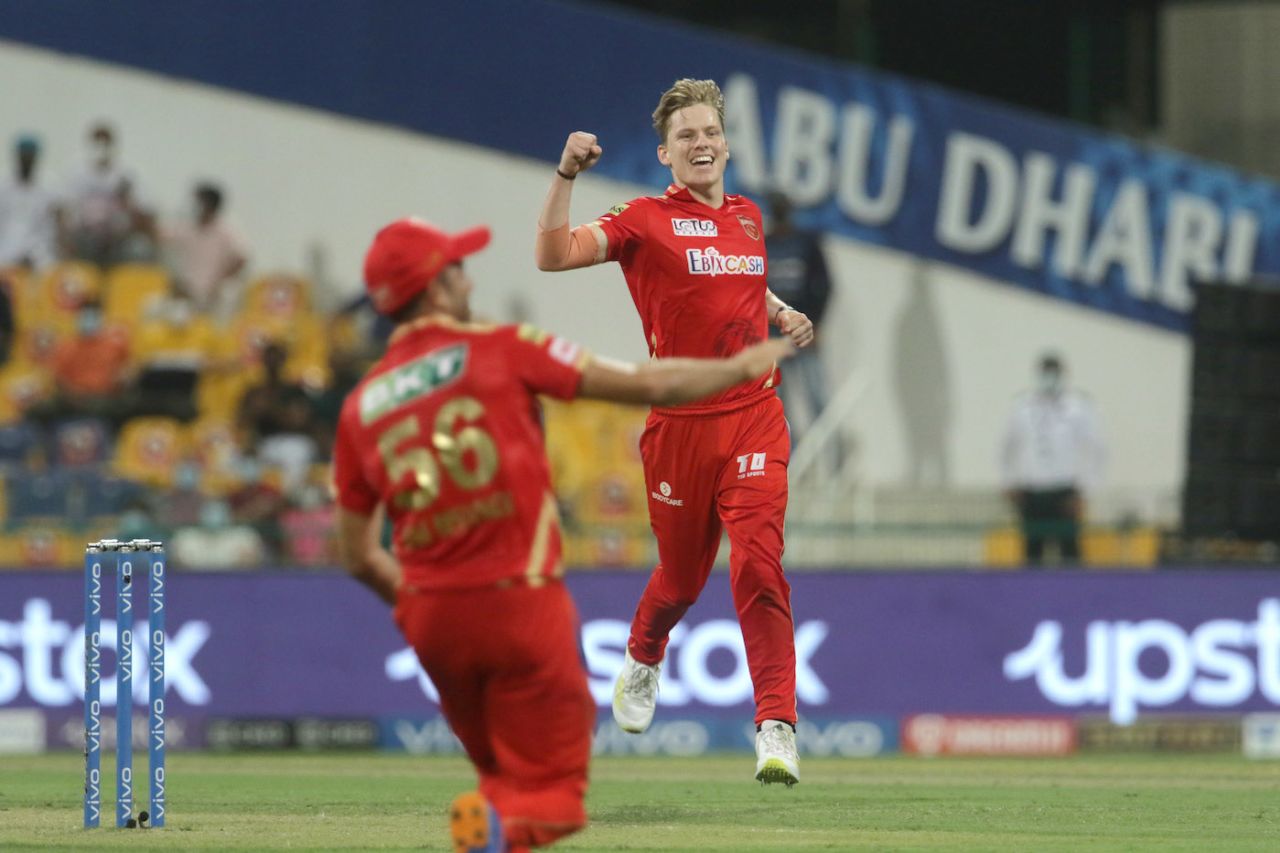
[536,223,603,270]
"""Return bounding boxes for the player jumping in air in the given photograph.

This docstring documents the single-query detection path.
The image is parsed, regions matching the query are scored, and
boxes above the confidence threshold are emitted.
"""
[535,78,813,786]
[334,217,792,852]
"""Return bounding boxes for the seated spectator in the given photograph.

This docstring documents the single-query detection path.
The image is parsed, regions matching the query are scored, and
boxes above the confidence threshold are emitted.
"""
[117,496,169,545]
[155,182,248,319]
[155,460,207,531]
[131,294,216,420]
[29,298,132,425]
[171,497,266,570]
[279,483,336,566]
[237,342,324,495]
[226,455,288,559]
[0,134,60,271]
[62,122,152,266]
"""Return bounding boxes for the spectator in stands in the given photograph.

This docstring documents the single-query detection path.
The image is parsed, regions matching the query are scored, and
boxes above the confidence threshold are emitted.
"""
[1000,352,1106,565]
[765,190,837,456]
[237,342,324,495]
[130,293,215,420]
[156,460,207,531]
[62,122,151,266]
[171,496,267,570]
[226,454,288,559]
[0,273,14,366]
[156,181,248,318]
[31,297,132,425]
[0,134,60,271]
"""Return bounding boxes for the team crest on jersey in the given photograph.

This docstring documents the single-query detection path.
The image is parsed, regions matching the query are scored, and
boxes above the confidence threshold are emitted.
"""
[359,343,468,424]
[737,215,760,241]
[671,218,718,237]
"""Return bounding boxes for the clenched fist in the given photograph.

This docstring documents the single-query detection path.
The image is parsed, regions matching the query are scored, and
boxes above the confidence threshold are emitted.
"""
[559,131,603,178]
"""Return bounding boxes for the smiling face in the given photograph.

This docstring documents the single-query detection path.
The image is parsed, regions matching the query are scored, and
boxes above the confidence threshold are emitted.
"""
[657,104,729,195]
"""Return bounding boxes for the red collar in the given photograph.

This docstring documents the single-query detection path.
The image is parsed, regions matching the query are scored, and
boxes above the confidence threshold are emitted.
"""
[664,183,729,211]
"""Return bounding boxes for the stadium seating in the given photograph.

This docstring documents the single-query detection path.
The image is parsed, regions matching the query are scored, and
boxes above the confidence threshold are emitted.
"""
[52,418,111,468]
[112,416,188,488]
[0,422,40,467]
[104,263,171,328]
[34,261,102,330]
[4,468,73,529]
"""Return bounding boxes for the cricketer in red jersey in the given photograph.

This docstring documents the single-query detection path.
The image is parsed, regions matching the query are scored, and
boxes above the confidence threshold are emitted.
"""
[334,216,792,853]
[535,78,813,786]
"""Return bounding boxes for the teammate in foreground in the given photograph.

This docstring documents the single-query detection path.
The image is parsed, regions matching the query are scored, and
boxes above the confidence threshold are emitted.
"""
[535,78,812,786]
[333,217,792,853]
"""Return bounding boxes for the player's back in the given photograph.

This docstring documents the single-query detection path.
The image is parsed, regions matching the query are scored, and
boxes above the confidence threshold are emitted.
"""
[334,316,586,590]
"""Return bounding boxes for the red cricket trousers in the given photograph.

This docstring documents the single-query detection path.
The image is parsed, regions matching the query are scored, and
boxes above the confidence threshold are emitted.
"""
[628,393,797,725]
[395,580,594,850]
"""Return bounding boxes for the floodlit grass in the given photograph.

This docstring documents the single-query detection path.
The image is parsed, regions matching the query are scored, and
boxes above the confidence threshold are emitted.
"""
[1,752,1278,850]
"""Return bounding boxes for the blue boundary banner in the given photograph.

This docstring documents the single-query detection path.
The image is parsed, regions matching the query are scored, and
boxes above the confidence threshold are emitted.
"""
[3,1,1278,330]
[4,570,1280,725]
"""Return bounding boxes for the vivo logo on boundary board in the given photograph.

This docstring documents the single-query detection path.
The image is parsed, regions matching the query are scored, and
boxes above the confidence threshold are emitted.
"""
[1004,599,1280,724]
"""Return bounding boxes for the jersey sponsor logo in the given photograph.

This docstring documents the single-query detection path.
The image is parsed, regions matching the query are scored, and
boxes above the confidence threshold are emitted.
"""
[686,247,766,277]
[736,452,767,479]
[737,214,761,240]
[671,218,719,237]
[651,481,684,506]
[548,336,583,366]
[605,202,629,217]
[359,343,467,424]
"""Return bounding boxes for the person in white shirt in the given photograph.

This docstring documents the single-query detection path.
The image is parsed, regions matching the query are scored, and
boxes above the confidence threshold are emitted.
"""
[159,182,248,317]
[999,353,1106,564]
[63,122,150,266]
[0,135,60,270]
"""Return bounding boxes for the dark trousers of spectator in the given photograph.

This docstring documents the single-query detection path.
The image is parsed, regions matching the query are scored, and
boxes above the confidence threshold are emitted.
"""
[1016,486,1081,565]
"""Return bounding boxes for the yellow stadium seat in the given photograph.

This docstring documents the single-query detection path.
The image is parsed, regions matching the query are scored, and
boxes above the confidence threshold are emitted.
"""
[132,315,218,368]
[0,360,52,424]
[112,417,188,488]
[1,523,82,569]
[36,262,102,320]
[104,263,171,327]
[241,273,313,319]
[189,417,243,496]
[1,267,38,334]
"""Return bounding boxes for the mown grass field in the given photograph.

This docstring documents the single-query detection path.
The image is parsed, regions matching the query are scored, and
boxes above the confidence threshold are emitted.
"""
[1,752,1278,851]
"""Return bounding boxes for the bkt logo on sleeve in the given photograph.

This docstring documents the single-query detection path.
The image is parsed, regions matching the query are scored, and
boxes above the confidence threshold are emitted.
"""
[671,218,718,237]
[1004,599,1280,724]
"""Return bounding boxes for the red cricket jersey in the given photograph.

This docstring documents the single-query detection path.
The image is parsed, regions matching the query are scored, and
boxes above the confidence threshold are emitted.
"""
[332,316,587,590]
[593,184,775,413]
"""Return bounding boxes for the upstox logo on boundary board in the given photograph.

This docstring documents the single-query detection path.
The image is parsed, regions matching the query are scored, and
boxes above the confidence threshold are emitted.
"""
[360,344,467,424]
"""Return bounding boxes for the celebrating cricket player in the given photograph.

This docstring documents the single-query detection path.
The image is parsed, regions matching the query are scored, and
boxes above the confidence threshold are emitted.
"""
[535,78,813,786]
[333,216,792,852]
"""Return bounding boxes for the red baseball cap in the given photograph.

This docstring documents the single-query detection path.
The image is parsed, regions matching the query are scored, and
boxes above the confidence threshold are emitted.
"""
[363,217,491,315]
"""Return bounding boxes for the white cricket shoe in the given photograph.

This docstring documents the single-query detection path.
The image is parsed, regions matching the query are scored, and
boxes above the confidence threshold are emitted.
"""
[612,649,661,733]
[755,720,800,786]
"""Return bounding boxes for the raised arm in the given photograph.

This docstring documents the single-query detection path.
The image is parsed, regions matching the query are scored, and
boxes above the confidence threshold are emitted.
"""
[578,339,794,407]
[535,132,608,271]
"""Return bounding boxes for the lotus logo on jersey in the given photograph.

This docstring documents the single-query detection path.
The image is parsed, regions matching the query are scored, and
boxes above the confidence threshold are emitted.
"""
[686,247,765,277]
[672,218,718,237]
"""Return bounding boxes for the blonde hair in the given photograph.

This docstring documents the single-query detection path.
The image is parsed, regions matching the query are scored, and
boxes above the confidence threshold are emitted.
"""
[652,78,726,143]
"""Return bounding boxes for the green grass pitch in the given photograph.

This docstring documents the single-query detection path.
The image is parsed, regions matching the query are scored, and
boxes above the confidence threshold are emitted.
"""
[1,752,1278,850]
